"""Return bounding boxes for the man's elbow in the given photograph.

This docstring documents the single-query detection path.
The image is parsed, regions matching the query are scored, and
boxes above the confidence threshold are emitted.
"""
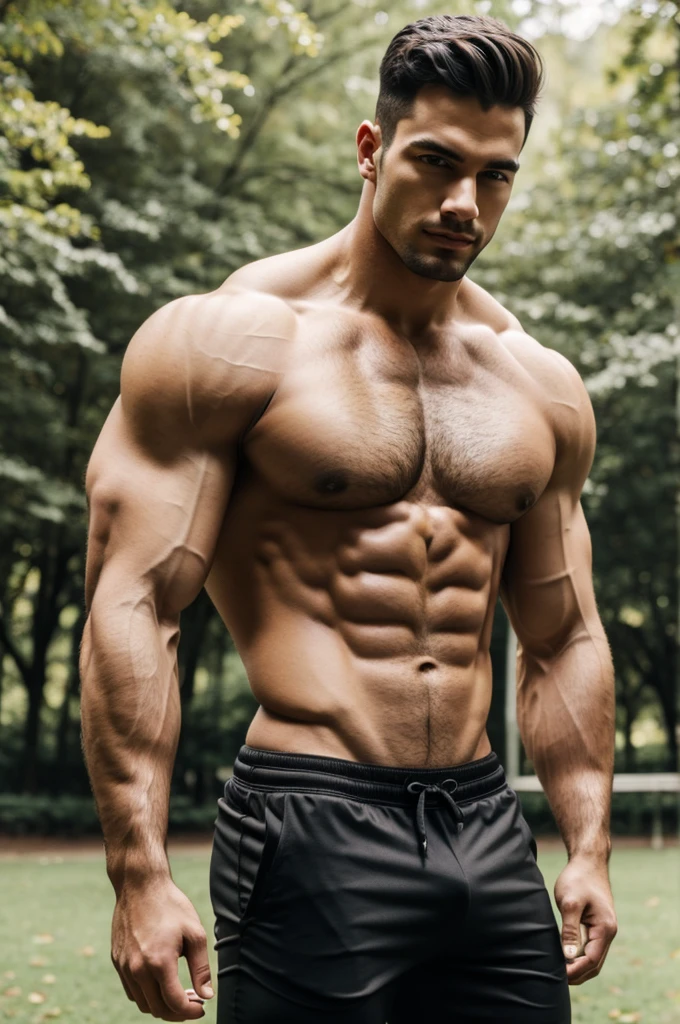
[517,618,609,674]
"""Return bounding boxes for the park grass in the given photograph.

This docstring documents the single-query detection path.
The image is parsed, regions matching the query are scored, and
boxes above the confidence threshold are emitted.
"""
[0,844,678,1023]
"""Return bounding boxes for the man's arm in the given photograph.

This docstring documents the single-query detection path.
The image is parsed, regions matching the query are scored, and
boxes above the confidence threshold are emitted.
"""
[80,288,289,1020]
[500,351,617,985]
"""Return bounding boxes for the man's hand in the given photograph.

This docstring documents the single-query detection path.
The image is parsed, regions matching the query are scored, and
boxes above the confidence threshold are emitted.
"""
[554,855,617,985]
[111,877,215,1019]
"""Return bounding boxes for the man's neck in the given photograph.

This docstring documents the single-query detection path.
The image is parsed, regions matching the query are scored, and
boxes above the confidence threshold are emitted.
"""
[327,184,466,337]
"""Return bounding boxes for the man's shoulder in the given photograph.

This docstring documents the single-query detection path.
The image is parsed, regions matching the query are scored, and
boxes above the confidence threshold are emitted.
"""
[221,237,332,304]
[120,286,295,449]
[127,285,296,376]
[464,278,588,407]
[464,279,595,475]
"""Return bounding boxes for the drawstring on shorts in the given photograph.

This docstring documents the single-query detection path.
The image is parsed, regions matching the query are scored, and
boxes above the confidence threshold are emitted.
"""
[406,779,465,855]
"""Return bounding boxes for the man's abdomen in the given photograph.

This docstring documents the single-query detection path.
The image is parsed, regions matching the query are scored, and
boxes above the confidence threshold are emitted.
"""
[207,493,507,767]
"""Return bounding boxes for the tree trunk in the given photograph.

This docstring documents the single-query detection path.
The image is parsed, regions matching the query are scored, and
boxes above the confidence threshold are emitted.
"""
[20,530,74,794]
[21,660,47,794]
[51,605,86,794]
[657,676,678,772]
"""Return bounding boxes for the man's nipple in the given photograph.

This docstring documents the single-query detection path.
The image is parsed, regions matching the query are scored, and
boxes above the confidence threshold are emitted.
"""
[315,470,349,495]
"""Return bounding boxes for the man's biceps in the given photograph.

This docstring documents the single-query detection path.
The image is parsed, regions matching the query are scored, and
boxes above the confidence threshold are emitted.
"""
[90,524,214,621]
[89,472,228,606]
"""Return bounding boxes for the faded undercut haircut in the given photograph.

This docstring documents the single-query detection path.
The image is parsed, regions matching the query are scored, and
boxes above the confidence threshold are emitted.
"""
[376,15,544,150]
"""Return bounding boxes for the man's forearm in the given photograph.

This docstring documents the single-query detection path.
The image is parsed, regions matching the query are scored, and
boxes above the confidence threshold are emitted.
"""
[517,630,615,860]
[80,590,181,894]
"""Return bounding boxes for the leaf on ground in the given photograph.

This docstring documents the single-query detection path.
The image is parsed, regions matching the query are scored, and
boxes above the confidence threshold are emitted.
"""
[644,896,660,908]
[41,975,56,984]
[619,1015,642,1023]
[3,987,22,997]
[2,972,16,979]
[32,935,54,945]
[609,986,623,995]
[29,958,47,968]
[78,946,95,957]
[609,1011,622,1020]
[41,1009,62,1019]
[28,992,46,1004]
[671,949,680,959]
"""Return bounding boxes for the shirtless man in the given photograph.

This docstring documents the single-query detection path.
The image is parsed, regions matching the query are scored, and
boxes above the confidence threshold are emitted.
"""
[80,14,617,1024]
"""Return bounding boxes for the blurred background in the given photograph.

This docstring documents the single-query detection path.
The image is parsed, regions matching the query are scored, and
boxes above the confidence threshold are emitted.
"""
[1,0,678,832]
[1,3,679,1022]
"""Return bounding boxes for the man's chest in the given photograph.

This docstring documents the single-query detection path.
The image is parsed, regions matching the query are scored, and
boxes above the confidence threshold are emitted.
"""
[243,312,556,523]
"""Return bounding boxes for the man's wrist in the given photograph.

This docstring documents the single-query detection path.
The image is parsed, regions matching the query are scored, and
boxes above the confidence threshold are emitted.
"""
[566,833,612,863]
[106,848,172,896]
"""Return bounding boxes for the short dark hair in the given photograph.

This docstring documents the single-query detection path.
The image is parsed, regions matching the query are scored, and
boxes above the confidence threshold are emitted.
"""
[376,15,544,149]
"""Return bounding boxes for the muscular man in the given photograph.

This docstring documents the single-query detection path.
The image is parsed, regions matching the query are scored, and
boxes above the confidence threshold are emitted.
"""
[81,14,617,1024]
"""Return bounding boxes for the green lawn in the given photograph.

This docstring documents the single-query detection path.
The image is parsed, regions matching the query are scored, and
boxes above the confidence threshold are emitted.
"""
[0,845,678,1023]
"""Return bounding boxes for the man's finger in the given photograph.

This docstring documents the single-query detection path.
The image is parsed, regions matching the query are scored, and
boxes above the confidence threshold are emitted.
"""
[566,933,609,985]
[184,929,215,1001]
[558,895,586,960]
[117,968,136,1003]
[122,970,152,1014]
[151,960,207,1018]
[567,955,601,986]
[142,977,205,1021]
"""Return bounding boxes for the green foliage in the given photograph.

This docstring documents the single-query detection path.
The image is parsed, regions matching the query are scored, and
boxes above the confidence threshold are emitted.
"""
[0,792,220,834]
[0,0,677,796]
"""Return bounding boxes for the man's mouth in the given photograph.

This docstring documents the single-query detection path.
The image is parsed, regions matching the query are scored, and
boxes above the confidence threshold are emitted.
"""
[424,229,476,249]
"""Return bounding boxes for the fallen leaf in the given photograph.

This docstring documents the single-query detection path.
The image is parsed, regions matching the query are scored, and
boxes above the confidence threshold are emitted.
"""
[29,958,47,968]
[78,946,95,958]
[41,975,56,985]
[671,949,680,959]
[609,986,623,995]
[32,935,53,946]
[665,991,680,1000]
[28,992,46,1004]
[619,1015,641,1023]
[644,896,660,908]
[2,972,16,980]
[42,1009,62,1019]
[3,987,21,997]
[608,1012,621,1020]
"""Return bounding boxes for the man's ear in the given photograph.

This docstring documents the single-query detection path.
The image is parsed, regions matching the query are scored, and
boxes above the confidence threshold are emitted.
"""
[357,120,382,182]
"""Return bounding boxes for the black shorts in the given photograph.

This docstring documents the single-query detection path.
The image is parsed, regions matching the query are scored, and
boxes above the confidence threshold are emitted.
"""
[209,745,570,1023]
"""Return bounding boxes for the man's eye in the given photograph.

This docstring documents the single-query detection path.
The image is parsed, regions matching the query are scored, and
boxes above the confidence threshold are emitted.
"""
[484,170,509,182]
[419,155,449,168]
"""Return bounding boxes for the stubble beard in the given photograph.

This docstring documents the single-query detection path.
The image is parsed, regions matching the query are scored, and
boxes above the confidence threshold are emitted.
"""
[397,242,479,282]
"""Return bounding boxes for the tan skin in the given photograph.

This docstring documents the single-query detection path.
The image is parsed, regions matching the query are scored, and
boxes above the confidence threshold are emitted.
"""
[80,88,617,1021]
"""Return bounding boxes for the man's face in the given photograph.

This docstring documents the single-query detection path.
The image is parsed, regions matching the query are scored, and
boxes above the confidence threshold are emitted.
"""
[367,86,525,282]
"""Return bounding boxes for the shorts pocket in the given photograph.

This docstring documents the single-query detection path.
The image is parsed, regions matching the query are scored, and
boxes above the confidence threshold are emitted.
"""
[227,781,288,920]
[518,810,538,862]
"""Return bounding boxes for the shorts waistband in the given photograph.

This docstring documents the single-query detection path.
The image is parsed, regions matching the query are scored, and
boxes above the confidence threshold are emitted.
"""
[233,744,506,805]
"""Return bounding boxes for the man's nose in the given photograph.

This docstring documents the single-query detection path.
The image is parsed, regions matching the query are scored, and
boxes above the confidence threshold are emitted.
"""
[441,177,479,223]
